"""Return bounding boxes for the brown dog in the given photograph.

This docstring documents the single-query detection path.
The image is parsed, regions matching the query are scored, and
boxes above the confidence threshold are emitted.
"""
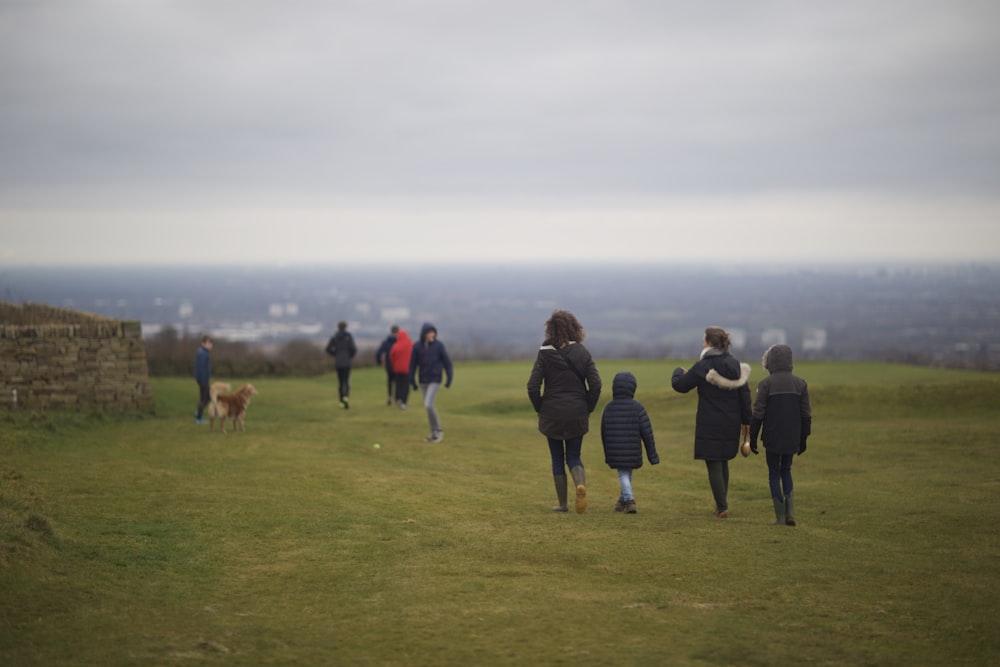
[208,383,258,433]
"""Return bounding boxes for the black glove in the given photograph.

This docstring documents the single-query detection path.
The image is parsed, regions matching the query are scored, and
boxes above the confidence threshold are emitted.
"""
[798,438,807,455]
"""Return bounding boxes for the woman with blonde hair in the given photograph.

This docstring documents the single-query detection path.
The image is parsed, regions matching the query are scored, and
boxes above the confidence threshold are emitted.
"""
[527,310,602,513]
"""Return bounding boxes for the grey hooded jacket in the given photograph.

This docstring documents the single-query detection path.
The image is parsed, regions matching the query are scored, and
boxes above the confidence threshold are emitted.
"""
[749,344,812,455]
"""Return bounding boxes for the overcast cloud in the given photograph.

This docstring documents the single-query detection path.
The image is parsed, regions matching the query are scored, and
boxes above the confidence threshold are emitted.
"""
[1,0,998,266]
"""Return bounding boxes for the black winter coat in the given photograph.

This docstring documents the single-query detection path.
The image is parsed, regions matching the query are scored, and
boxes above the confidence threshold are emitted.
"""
[749,344,812,455]
[671,348,752,461]
[527,341,602,440]
[325,330,357,369]
[601,372,658,469]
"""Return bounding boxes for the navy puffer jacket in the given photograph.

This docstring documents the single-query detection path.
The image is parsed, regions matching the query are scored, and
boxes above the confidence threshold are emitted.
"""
[601,372,659,469]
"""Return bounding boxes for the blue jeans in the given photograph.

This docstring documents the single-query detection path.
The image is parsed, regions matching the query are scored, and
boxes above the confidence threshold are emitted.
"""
[617,468,634,501]
[547,436,583,476]
[766,451,794,500]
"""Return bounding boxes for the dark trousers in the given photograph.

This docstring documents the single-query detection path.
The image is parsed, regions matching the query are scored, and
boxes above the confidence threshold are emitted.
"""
[196,382,210,419]
[385,368,395,398]
[393,373,410,404]
[766,451,794,500]
[336,367,351,401]
[706,460,730,512]
[547,436,583,476]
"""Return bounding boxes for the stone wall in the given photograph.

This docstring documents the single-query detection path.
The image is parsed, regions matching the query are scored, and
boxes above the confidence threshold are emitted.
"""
[0,302,154,413]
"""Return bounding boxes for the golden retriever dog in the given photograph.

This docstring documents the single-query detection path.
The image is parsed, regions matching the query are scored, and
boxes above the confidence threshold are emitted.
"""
[208,383,257,433]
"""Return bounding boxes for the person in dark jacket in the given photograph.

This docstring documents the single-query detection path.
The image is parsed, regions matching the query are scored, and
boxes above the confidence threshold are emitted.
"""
[527,310,602,513]
[325,321,357,409]
[749,344,812,526]
[672,326,751,518]
[375,325,399,406]
[601,371,659,514]
[193,334,213,424]
[388,327,413,409]
[409,322,453,442]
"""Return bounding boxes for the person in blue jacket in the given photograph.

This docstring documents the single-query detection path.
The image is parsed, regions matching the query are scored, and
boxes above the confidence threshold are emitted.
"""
[409,322,453,442]
[375,325,399,406]
[193,334,213,424]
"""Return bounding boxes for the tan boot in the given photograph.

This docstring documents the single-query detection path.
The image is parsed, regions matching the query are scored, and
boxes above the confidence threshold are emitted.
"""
[570,466,587,514]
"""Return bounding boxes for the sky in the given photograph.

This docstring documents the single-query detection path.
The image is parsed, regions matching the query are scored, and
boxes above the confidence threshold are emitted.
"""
[1,0,999,267]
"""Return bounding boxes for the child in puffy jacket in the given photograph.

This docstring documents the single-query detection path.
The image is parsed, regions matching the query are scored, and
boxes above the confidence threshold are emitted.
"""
[601,371,659,513]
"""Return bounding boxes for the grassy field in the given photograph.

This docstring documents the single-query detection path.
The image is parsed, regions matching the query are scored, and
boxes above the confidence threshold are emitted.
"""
[2,360,999,666]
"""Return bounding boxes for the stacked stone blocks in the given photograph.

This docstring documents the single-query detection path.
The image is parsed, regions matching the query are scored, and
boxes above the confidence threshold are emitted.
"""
[1,302,154,412]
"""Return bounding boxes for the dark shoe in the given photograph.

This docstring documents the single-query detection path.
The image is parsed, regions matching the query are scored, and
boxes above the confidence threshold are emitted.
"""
[714,509,730,519]
[614,498,627,512]
[624,500,637,514]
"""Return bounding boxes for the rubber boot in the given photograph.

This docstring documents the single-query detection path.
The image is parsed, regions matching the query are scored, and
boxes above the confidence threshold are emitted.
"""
[784,493,797,527]
[570,465,587,514]
[772,497,786,525]
[707,462,728,517]
[552,475,569,512]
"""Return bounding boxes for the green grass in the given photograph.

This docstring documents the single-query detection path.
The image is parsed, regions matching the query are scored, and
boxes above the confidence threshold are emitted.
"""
[2,360,999,666]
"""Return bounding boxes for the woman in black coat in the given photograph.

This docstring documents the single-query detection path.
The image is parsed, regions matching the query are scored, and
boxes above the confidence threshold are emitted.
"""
[671,326,751,518]
[527,310,602,513]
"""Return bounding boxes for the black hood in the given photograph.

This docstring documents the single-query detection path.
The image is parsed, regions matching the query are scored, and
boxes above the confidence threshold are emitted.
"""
[612,371,637,399]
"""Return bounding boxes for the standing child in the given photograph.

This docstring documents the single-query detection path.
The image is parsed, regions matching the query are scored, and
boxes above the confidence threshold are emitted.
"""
[601,371,659,514]
[748,344,812,526]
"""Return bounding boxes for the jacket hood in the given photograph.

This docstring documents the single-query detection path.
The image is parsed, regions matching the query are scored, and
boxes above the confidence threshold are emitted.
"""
[395,329,412,346]
[706,361,752,389]
[762,344,793,373]
[420,322,437,341]
[612,371,637,399]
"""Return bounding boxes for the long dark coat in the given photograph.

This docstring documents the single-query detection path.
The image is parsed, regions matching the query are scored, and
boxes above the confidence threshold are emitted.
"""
[527,341,602,440]
[671,348,751,461]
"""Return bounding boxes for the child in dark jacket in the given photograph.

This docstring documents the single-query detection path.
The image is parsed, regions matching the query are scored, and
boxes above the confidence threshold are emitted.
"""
[601,371,659,514]
[749,344,812,526]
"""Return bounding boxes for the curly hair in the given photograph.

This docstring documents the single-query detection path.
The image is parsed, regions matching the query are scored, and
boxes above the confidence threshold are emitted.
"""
[545,309,585,348]
[704,326,731,352]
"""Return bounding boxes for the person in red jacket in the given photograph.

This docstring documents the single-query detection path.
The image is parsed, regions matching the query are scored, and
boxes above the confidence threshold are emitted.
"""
[388,328,414,409]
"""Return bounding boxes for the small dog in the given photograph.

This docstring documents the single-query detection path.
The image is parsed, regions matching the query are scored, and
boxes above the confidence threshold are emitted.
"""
[208,383,257,433]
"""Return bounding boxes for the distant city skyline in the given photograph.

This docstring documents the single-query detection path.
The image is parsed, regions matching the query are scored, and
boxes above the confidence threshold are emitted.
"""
[2,2,999,266]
